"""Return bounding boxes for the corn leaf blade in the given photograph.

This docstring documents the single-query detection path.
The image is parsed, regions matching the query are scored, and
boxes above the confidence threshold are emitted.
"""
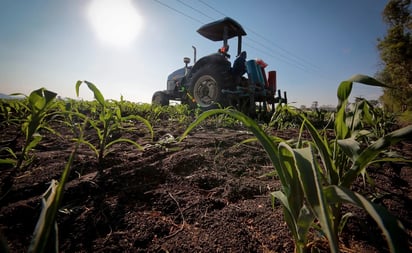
[337,138,361,162]
[123,114,154,141]
[324,185,409,253]
[342,124,412,187]
[76,80,106,107]
[104,138,144,156]
[292,146,339,253]
[298,114,338,184]
[28,180,59,253]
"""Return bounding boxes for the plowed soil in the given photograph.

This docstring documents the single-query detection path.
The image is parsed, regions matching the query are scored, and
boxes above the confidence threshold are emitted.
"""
[1,118,411,252]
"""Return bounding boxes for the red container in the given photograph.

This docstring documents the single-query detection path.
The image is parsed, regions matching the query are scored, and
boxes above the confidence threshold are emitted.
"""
[267,71,277,92]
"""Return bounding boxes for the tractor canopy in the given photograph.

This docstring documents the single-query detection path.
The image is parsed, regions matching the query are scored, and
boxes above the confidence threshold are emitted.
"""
[197,17,246,41]
[197,17,246,56]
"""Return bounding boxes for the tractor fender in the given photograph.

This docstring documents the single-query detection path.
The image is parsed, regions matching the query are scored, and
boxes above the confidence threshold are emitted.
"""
[188,53,231,80]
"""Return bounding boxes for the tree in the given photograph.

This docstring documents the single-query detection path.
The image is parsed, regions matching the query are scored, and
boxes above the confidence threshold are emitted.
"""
[376,0,412,118]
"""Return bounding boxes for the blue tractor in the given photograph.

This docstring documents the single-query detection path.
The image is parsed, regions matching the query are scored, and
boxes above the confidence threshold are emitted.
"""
[152,17,287,117]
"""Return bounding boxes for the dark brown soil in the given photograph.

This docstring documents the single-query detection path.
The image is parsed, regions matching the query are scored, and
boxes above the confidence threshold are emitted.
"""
[0,119,411,252]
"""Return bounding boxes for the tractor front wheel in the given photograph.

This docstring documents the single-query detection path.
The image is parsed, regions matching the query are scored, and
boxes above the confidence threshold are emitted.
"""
[152,91,169,106]
[189,65,232,110]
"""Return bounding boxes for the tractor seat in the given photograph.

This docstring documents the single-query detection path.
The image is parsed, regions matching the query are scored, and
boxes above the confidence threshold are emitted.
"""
[232,51,247,78]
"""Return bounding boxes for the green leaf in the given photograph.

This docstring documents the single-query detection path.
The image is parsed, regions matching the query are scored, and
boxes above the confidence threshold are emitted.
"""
[271,191,314,251]
[275,144,315,253]
[345,74,387,88]
[29,143,79,253]
[28,88,57,112]
[29,89,46,112]
[337,138,361,162]
[0,158,17,166]
[352,129,372,139]
[346,103,362,130]
[9,92,27,98]
[324,185,409,253]
[240,135,286,146]
[26,115,41,141]
[335,104,349,139]
[26,133,42,153]
[362,101,375,126]
[75,81,106,107]
[292,146,339,253]
[43,89,58,105]
[75,80,82,97]
[115,106,122,120]
[123,114,154,141]
[341,124,412,187]
[84,81,106,107]
[104,138,144,157]
[278,143,296,190]
[296,205,313,246]
[338,212,354,235]
[87,119,102,137]
[335,75,387,139]
[1,147,17,159]
[337,80,353,107]
[297,114,338,184]
[370,157,412,165]
[28,180,59,253]
[271,191,302,246]
[72,138,99,158]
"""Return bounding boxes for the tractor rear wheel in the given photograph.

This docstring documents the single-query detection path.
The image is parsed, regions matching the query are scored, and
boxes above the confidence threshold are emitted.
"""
[189,64,232,110]
[152,91,169,106]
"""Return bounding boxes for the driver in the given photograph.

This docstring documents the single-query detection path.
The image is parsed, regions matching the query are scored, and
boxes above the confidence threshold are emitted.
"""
[232,51,247,84]
[218,45,230,59]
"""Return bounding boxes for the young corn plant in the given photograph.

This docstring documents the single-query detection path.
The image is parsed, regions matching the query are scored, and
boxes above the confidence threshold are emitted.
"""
[27,143,79,253]
[0,100,13,127]
[3,119,89,253]
[269,104,301,130]
[17,88,58,169]
[180,75,411,253]
[54,98,103,145]
[1,88,58,198]
[0,89,57,169]
[283,75,412,252]
[75,81,153,170]
[0,97,31,127]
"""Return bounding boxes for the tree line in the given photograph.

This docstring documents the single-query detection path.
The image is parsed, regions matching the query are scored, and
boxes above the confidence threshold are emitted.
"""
[377,0,412,123]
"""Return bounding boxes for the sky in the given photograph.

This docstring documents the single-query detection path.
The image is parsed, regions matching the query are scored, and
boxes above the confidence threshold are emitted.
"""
[0,0,389,107]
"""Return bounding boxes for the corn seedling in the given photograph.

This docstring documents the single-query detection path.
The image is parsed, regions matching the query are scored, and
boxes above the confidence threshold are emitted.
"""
[27,147,79,253]
[75,81,153,169]
[290,75,412,252]
[26,118,86,253]
[0,100,13,127]
[269,104,301,130]
[180,74,411,253]
[1,88,58,198]
[54,98,99,142]
[15,88,58,169]
[346,98,397,138]
[0,98,30,127]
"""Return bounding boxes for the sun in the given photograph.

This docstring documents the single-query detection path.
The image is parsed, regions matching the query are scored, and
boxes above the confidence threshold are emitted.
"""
[87,0,142,48]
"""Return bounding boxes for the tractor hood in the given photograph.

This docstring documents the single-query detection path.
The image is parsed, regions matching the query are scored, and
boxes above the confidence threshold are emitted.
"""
[197,17,246,41]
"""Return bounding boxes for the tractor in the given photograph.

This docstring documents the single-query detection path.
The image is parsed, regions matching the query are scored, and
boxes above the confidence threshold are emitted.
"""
[152,17,287,118]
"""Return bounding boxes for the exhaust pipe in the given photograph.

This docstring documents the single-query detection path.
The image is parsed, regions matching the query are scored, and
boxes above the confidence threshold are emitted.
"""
[192,46,197,63]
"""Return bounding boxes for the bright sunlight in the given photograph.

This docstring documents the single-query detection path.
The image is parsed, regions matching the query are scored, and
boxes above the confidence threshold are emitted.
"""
[87,0,142,48]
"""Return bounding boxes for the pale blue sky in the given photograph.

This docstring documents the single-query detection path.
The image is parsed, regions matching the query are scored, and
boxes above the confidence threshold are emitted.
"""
[0,0,388,107]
